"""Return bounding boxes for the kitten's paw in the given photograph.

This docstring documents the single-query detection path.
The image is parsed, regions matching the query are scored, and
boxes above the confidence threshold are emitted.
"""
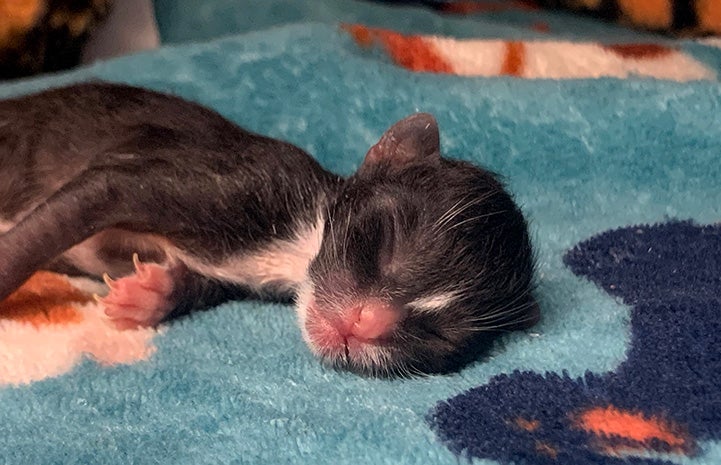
[100,254,176,330]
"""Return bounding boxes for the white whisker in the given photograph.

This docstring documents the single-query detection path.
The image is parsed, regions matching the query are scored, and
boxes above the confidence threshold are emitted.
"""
[431,191,498,235]
[444,210,508,234]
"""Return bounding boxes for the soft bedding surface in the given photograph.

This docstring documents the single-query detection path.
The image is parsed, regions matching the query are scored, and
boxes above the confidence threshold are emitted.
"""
[1,2,720,464]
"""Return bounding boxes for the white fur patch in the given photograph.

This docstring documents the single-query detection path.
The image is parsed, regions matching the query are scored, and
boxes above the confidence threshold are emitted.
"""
[407,291,459,314]
[62,235,122,277]
[174,215,325,295]
[60,230,167,278]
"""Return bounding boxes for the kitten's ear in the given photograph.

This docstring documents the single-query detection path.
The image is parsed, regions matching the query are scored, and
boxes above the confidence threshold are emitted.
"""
[363,113,441,168]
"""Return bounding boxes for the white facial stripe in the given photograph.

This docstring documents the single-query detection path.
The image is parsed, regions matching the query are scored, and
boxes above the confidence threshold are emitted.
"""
[356,344,390,375]
[407,292,459,314]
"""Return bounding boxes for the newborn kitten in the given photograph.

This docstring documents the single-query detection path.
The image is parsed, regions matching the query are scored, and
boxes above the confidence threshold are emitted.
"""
[0,82,538,376]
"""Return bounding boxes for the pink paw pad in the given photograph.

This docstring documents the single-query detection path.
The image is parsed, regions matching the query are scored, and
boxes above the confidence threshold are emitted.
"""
[100,254,176,330]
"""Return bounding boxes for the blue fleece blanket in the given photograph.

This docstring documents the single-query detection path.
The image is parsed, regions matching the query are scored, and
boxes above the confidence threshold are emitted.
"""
[2,1,721,464]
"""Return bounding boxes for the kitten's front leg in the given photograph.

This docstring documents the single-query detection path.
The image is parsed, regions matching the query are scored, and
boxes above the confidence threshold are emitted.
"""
[99,254,250,330]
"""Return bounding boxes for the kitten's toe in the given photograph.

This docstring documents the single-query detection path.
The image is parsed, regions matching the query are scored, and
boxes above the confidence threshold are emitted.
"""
[101,257,177,330]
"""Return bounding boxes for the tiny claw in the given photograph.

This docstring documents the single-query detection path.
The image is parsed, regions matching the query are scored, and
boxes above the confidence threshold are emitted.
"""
[132,252,142,270]
[103,273,116,288]
[93,293,103,304]
[132,252,149,279]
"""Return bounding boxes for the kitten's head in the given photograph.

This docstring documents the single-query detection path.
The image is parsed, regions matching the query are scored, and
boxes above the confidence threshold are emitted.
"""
[297,114,538,377]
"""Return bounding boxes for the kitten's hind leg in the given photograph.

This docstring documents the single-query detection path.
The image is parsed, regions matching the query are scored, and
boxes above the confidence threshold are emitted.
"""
[0,162,219,304]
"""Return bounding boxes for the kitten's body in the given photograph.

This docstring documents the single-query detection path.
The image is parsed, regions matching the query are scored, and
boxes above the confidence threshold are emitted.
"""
[0,82,538,376]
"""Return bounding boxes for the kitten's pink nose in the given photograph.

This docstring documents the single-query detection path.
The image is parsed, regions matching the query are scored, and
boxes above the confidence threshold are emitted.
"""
[344,301,404,341]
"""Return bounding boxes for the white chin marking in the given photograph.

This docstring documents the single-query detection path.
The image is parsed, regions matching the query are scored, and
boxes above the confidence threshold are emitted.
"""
[294,280,318,355]
[352,343,389,375]
[407,291,459,314]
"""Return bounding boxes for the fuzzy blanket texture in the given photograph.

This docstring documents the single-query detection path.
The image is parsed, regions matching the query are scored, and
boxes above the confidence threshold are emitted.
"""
[2,1,721,464]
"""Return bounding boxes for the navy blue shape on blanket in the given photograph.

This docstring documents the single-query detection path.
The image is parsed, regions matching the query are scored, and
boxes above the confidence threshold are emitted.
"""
[428,220,721,465]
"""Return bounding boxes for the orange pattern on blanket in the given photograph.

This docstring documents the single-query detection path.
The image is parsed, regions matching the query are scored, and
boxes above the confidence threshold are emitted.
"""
[575,406,692,454]
[603,43,673,59]
[0,271,158,386]
[0,271,88,327]
[342,24,453,73]
[513,417,540,432]
[534,441,558,459]
[501,41,525,76]
[344,24,714,81]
